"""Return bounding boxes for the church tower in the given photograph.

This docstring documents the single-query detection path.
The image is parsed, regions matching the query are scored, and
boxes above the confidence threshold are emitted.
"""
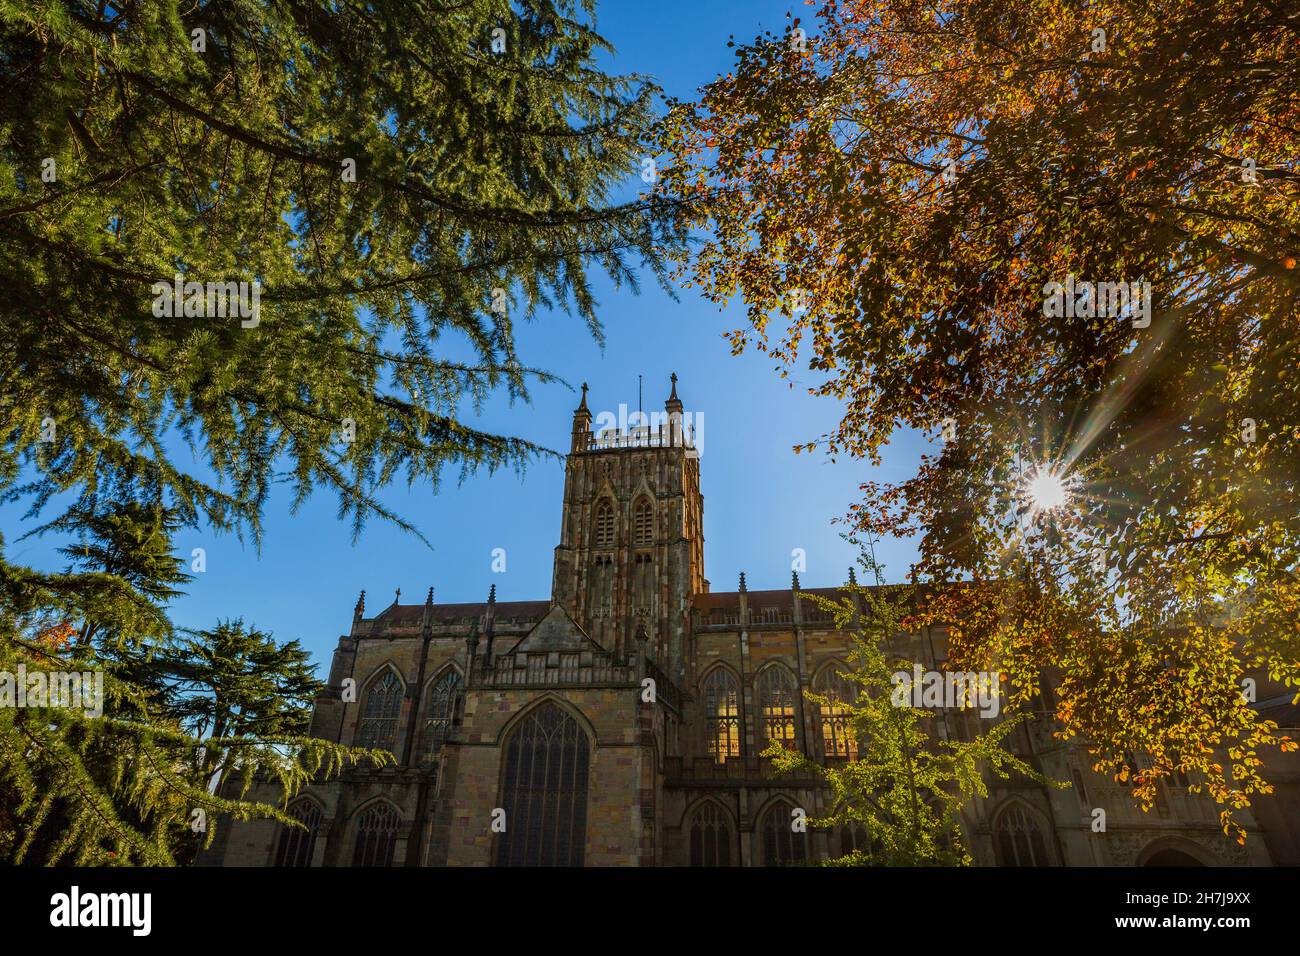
[550,375,705,683]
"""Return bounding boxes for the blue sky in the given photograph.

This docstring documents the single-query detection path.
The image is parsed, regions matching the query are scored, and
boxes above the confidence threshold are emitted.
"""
[4,1,927,674]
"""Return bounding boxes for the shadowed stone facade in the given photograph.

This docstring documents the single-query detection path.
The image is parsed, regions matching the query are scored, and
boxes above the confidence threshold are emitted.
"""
[201,379,1300,867]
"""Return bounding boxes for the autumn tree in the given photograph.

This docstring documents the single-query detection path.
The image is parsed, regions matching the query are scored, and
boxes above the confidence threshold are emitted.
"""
[662,0,1298,840]
[765,553,1045,866]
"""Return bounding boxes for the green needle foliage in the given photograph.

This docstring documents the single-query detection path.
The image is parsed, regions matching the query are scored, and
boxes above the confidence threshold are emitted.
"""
[151,619,324,792]
[0,0,682,543]
[0,504,387,866]
[764,553,1051,866]
[0,0,681,864]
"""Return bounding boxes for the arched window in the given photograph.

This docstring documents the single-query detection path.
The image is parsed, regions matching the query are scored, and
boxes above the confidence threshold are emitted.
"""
[837,823,875,861]
[757,666,799,749]
[760,802,807,867]
[422,669,463,762]
[701,668,741,763]
[274,799,323,867]
[633,497,654,545]
[994,804,1050,867]
[356,670,404,752]
[495,703,590,866]
[689,803,733,866]
[814,664,857,758]
[593,500,616,549]
[352,802,401,867]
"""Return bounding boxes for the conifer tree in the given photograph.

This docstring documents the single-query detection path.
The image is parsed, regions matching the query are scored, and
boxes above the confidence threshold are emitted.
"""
[0,0,680,864]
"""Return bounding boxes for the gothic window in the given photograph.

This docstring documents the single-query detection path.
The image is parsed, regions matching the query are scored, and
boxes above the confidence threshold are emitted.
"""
[494,703,590,866]
[813,664,857,758]
[837,823,876,861]
[993,804,1050,867]
[633,497,654,545]
[274,798,323,867]
[702,668,741,763]
[352,802,401,867]
[760,802,807,867]
[356,670,404,752]
[421,668,463,762]
[757,665,799,750]
[593,499,616,549]
[689,803,733,866]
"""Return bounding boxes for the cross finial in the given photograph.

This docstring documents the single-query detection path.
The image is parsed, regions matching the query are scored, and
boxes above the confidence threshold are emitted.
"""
[668,372,679,402]
[394,587,401,604]
[578,382,589,410]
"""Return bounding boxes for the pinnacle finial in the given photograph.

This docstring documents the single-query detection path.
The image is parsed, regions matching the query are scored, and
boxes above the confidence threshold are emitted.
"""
[739,571,747,593]
[354,589,366,618]
[848,567,857,586]
[792,570,800,590]
[488,583,497,605]
[425,586,434,607]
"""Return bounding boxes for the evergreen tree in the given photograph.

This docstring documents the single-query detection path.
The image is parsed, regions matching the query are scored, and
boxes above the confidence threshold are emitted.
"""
[151,619,323,792]
[0,0,680,864]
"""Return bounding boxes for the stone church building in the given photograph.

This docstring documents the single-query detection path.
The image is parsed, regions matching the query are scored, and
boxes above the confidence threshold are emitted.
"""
[202,378,1300,867]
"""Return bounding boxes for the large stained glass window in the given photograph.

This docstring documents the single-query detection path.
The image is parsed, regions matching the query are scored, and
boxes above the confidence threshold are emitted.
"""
[702,668,741,763]
[757,666,799,749]
[352,802,401,867]
[813,664,857,758]
[760,802,807,867]
[994,804,1049,867]
[421,669,463,762]
[689,803,733,866]
[494,703,590,866]
[356,670,403,752]
[274,799,323,867]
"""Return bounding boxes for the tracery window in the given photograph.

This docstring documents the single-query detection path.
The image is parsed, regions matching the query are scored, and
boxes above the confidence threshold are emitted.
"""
[421,669,463,761]
[494,703,590,866]
[274,799,323,867]
[838,823,875,861]
[352,802,401,867]
[356,670,403,752]
[760,802,807,866]
[994,804,1050,867]
[702,668,741,763]
[594,500,616,548]
[689,803,733,866]
[813,664,857,758]
[757,665,799,749]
